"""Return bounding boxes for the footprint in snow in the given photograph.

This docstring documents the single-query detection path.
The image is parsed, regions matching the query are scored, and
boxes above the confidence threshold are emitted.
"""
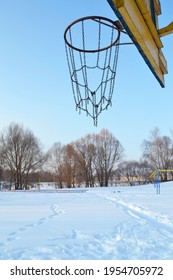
[50,204,65,216]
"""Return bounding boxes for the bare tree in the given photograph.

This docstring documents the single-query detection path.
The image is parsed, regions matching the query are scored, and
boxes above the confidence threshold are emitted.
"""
[137,160,153,182]
[116,160,138,185]
[93,129,124,187]
[47,142,65,188]
[142,127,173,181]
[116,160,151,185]
[47,142,80,188]
[73,134,96,187]
[0,123,46,189]
[62,144,78,188]
[47,130,123,188]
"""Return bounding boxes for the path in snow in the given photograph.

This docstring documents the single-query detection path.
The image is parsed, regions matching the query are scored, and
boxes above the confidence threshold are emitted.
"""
[91,189,173,259]
[0,185,173,260]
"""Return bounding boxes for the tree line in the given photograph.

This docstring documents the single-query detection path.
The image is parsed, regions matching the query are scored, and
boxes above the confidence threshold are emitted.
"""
[0,123,173,190]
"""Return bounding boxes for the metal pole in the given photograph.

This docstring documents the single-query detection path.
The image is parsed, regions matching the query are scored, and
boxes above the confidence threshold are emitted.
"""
[156,170,160,195]
[154,170,160,195]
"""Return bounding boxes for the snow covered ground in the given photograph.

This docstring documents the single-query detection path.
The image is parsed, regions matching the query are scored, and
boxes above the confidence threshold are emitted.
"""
[0,182,173,260]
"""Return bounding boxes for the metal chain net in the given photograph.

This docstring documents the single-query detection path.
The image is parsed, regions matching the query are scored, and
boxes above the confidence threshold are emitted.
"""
[65,18,120,126]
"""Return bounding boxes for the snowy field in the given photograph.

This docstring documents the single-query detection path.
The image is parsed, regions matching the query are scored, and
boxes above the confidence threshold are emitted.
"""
[0,182,173,260]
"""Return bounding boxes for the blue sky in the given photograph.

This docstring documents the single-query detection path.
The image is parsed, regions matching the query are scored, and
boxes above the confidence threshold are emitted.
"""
[0,0,173,160]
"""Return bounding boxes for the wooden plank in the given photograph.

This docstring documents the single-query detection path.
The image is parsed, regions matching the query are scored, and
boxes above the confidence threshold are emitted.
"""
[135,0,163,48]
[107,0,167,87]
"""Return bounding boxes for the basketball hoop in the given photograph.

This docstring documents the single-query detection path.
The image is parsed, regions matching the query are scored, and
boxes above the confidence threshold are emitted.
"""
[64,16,122,126]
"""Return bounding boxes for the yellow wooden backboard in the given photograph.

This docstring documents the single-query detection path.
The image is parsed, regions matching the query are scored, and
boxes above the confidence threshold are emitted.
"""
[107,0,168,87]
